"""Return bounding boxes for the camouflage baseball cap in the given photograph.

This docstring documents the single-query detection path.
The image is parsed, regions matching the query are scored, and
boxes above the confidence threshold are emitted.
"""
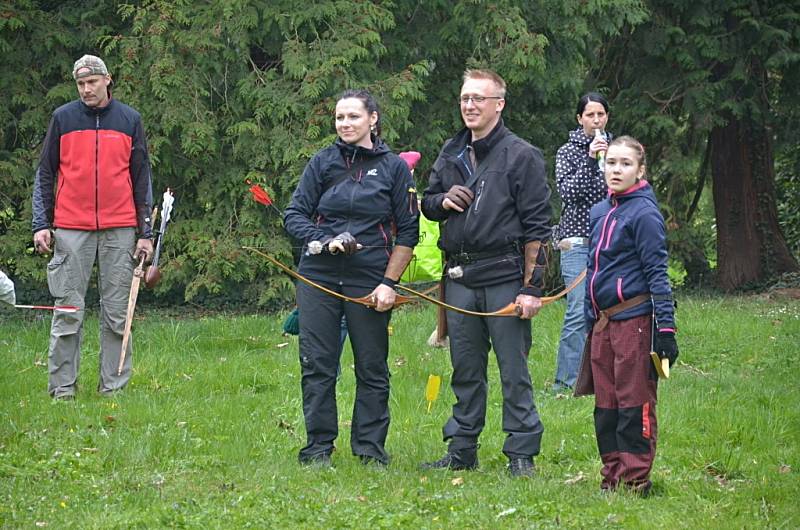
[72,55,109,79]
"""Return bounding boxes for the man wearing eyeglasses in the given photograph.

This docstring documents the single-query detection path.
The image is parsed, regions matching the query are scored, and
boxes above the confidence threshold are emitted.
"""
[421,69,552,478]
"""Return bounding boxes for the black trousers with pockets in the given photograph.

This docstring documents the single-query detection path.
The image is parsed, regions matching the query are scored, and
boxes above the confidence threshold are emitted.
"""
[297,282,392,463]
[442,279,544,459]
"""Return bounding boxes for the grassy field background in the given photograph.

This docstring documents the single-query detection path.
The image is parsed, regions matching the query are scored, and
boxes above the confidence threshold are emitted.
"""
[1,291,798,528]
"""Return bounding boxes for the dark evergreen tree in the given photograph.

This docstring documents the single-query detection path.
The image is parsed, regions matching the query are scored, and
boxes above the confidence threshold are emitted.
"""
[595,0,799,289]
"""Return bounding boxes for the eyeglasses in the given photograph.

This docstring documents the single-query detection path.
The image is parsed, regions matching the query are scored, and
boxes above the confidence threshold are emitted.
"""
[459,95,503,105]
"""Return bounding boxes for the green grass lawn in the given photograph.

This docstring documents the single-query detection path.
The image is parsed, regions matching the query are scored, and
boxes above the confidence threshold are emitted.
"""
[1,292,798,528]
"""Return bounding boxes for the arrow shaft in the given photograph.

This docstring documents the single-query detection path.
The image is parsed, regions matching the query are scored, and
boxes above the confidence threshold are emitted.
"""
[14,305,79,312]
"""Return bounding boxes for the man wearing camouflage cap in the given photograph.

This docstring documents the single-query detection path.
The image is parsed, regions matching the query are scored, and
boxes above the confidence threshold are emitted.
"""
[31,54,154,399]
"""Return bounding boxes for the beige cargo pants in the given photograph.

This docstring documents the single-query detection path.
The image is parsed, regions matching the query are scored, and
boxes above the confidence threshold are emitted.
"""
[47,228,136,398]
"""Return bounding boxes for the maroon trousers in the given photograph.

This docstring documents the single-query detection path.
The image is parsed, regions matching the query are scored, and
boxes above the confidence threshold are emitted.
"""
[590,313,658,492]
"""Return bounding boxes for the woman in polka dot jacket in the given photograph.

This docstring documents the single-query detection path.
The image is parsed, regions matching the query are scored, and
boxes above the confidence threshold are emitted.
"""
[552,92,612,392]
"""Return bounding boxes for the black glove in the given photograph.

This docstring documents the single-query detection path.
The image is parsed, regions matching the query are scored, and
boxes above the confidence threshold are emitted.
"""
[654,331,679,367]
[444,185,474,210]
[324,232,358,255]
[136,205,154,239]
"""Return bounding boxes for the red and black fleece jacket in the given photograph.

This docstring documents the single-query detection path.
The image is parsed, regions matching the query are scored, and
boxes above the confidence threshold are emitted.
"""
[32,99,153,239]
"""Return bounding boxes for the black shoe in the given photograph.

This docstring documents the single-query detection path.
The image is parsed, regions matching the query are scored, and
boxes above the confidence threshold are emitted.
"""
[299,453,333,468]
[359,455,388,467]
[420,452,478,471]
[551,382,573,395]
[624,480,652,497]
[508,457,535,478]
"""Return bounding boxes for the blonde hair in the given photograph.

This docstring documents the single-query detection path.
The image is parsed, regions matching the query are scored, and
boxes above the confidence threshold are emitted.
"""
[463,69,507,98]
[608,135,646,172]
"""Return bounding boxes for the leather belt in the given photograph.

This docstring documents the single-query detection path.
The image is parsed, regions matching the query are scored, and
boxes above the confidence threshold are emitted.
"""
[593,294,651,332]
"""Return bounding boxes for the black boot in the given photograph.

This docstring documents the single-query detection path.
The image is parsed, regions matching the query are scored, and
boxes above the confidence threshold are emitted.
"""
[299,452,333,468]
[507,457,535,477]
[421,448,478,471]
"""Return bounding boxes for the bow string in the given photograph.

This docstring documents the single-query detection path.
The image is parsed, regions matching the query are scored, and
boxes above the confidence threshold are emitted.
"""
[245,246,417,308]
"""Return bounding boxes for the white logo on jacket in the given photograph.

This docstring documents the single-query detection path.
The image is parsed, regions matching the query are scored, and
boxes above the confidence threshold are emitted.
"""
[366,169,378,176]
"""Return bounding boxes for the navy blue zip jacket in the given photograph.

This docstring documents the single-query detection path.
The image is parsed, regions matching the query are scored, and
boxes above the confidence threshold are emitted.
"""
[284,137,419,289]
[585,180,675,329]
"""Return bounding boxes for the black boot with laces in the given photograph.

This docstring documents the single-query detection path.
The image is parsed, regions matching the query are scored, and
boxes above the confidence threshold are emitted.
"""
[507,457,535,477]
[420,451,478,471]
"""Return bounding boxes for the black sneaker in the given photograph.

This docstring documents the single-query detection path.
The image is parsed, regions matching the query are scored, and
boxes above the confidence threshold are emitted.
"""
[359,455,388,467]
[420,452,478,471]
[508,457,535,477]
[299,453,333,468]
[624,480,652,497]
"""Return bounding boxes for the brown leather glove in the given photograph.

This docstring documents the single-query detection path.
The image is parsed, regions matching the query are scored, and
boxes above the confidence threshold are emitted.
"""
[324,232,358,255]
[444,185,474,210]
[519,240,546,297]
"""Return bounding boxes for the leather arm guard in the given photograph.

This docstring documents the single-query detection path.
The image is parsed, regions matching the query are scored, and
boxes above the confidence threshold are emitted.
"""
[519,240,546,297]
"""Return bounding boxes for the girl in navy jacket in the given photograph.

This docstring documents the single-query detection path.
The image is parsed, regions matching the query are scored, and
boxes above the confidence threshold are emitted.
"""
[581,136,678,495]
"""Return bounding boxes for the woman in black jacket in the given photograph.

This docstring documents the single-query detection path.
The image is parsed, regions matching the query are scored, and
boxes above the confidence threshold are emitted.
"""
[284,89,419,467]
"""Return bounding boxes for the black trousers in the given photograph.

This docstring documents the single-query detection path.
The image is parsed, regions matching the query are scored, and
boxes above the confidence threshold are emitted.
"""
[442,279,544,459]
[296,282,392,463]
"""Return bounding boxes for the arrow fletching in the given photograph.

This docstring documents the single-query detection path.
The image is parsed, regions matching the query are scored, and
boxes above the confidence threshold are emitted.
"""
[425,374,441,412]
[248,181,273,206]
[399,151,421,171]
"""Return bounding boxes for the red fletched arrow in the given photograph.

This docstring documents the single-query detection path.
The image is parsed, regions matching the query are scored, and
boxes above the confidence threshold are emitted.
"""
[246,179,283,216]
[248,181,273,206]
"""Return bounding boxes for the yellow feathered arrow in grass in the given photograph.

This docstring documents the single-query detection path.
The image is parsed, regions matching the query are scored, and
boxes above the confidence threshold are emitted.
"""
[425,374,441,412]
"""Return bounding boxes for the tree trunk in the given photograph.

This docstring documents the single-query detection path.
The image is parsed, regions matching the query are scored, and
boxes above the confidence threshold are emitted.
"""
[710,115,799,290]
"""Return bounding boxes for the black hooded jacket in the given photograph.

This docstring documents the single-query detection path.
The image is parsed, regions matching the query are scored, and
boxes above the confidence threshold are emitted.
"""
[284,137,419,288]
